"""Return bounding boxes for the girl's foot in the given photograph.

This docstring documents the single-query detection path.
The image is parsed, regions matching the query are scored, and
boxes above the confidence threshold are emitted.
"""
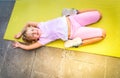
[64,37,82,48]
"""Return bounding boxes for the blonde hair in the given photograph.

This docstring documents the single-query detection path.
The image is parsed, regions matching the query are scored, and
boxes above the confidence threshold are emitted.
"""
[22,27,38,43]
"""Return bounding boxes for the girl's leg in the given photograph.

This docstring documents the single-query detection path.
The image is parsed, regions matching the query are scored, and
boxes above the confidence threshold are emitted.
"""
[69,10,102,26]
[69,27,106,47]
[81,29,106,46]
[65,29,106,48]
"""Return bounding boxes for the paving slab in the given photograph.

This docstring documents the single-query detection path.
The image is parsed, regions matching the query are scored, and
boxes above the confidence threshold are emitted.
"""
[0,42,35,78]
[30,47,65,78]
[30,47,107,78]
[0,1,15,78]
[62,51,107,78]
[106,57,120,78]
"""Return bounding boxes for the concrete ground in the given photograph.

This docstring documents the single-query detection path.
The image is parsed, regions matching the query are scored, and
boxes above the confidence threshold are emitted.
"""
[0,1,120,78]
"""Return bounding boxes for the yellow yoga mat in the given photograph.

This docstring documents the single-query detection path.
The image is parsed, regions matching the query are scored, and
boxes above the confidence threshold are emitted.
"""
[4,0,120,57]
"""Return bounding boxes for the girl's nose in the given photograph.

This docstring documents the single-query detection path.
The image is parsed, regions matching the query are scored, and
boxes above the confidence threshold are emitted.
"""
[33,30,37,33]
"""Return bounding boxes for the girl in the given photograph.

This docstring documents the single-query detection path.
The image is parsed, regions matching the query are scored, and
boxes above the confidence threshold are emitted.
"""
[13,10,106,50]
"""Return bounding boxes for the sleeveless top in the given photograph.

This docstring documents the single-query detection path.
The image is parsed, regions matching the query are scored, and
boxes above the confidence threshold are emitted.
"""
[37,16,68,45]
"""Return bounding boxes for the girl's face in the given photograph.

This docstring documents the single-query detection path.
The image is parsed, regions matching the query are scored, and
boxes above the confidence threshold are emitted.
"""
[26,27,41,41]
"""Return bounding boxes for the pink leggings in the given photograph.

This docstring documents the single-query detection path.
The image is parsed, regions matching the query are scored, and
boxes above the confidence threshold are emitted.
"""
[68,11,103,40]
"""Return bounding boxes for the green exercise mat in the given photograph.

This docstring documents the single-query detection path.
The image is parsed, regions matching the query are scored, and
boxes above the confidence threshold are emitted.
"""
[4,0,120,57]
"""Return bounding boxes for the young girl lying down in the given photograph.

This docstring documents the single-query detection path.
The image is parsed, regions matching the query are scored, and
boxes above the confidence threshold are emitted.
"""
[13,9,106,50]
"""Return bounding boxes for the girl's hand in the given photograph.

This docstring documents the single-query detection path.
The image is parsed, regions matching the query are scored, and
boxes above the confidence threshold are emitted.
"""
[13,41,21,48]
[14,32,22,39]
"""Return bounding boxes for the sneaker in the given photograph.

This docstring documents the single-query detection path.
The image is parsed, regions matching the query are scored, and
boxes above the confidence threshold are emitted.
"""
[64,37,82,48]
[62,8,78,16]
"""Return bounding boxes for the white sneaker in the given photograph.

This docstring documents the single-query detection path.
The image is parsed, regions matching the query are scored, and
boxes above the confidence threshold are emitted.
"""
[62,8,78,16]
[64,37,82,48]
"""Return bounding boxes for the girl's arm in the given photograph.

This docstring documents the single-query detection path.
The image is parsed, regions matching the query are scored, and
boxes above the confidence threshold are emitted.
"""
[14,22,39,39]
[13,41,42,50]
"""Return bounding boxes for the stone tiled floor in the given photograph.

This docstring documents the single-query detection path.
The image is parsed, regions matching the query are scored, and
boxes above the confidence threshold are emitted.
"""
[0,1,120,78]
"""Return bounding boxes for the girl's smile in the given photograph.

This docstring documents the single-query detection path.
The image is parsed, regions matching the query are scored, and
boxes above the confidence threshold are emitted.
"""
[26,27,41,40]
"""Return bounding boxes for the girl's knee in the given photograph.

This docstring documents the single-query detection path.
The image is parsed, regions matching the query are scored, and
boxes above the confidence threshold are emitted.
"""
[101,29,106,38]
[86,10,102,24]
[93,10,102,22]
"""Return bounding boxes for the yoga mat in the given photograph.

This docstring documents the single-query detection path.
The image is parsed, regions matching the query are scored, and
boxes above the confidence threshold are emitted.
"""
[4,0,120,57]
